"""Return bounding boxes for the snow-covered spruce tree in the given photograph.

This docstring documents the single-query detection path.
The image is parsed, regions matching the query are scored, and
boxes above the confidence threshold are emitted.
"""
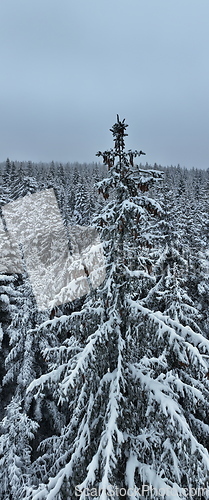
[0,269,41,498]
[26,117,209,499]
[0,397,38,500]
[0,272,21,417]
[0,247,63,495]
[144,244,198,324]
[2,274,36,389]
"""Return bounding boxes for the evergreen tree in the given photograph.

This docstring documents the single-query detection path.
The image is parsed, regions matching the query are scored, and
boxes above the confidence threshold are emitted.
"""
[0,397,38,500]
[1,127,209,499]
[27,117,209,499]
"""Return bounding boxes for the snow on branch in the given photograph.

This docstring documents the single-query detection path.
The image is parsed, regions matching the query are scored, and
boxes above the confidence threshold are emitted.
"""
[127,299,209,373]
[129,363,209,471]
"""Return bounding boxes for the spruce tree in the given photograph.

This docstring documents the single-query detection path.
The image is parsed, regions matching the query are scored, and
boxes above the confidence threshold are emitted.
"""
[0,397,38,500]
[24,118,209,499]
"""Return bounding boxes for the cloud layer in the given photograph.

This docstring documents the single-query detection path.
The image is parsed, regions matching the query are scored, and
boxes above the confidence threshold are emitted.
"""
[0,0,209,169]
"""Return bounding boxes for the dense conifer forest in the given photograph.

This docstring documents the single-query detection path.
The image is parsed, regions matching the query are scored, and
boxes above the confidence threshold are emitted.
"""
[0,118,209,499]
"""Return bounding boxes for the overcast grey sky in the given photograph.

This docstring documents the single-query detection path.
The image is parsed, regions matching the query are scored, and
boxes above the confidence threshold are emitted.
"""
[0,0,209,169]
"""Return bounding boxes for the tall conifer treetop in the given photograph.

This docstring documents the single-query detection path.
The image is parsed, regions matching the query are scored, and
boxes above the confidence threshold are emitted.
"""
[96,115,162,203]
[96,114,145,167]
